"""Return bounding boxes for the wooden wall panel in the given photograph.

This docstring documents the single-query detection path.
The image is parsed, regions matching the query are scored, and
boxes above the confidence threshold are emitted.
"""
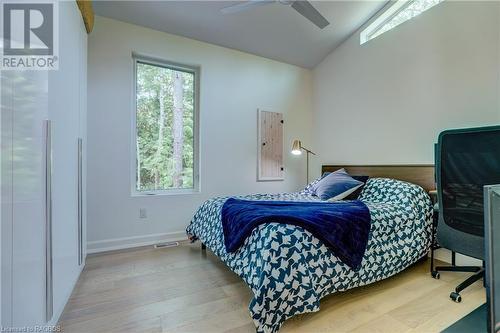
[258,110,284,181]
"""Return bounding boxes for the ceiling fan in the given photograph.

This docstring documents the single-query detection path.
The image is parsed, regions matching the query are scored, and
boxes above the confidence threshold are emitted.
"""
[221,0,330,29]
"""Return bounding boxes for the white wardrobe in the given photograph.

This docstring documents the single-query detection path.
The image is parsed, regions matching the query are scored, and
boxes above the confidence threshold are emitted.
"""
[1,1,87,327]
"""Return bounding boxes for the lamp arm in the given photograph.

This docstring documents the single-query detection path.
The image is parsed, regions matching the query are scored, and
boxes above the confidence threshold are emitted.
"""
[300,146,316,155]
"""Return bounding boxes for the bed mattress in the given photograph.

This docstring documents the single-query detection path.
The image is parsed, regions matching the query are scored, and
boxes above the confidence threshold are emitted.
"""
[186,178,433,332]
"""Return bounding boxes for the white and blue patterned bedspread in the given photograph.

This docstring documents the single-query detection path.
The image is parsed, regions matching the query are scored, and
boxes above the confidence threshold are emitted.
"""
[186,178,433,332]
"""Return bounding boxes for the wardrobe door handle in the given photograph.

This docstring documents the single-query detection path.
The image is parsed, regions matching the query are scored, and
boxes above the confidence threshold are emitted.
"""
[77,138,83,266]
[44,120,53,322]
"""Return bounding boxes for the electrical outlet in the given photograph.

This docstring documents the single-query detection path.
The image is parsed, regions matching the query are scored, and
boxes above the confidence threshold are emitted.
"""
[139,208,147,219]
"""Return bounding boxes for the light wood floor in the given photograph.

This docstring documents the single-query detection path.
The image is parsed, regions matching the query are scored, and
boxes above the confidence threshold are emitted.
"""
[59,242,485,333]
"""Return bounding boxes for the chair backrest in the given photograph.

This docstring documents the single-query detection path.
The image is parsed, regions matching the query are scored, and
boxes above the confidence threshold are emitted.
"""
[437,126,500,244]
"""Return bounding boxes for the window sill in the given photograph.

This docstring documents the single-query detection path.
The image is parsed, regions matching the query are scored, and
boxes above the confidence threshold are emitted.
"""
[131,189,200,197]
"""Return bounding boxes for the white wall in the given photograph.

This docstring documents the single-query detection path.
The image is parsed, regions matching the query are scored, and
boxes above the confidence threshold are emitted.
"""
[312,1,500,265]
[87,16,312,252]
[312,1,500,177]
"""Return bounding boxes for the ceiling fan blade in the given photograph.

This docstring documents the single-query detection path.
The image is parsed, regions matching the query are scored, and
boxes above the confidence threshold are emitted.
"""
[291,1,330,29]
[221,0,275,14]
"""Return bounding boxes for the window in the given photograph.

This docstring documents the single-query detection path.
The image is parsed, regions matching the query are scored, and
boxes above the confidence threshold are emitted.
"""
[360,0,444,45]
[133,56,199,194]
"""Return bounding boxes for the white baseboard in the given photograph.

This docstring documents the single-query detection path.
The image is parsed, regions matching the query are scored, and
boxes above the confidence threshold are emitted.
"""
[87,231,186,254]
[434,248,483,266]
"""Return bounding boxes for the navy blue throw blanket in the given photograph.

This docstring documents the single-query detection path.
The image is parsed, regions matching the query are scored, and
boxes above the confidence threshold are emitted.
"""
[221,198,371,270]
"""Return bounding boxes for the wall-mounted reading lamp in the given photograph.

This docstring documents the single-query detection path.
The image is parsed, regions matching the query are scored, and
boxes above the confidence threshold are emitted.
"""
[291,139,316,184]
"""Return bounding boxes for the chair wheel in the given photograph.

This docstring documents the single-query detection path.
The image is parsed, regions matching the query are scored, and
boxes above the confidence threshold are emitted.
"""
[450,292,462,303]
[431,271,440,279]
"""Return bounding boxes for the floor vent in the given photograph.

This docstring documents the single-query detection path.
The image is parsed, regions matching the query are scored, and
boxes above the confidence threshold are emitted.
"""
[154,241,179,249]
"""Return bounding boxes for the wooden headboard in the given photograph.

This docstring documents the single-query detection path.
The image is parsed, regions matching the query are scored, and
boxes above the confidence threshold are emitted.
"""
[321,165,436,192]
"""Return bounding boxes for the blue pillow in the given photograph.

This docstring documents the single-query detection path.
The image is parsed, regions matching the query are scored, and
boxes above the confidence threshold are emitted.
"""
[312,169,364,201]
[302,175,324,194]
[320,172,369,200]
[346,175,369,200]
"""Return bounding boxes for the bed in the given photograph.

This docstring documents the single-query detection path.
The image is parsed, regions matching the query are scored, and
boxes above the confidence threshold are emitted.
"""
[186,165,434,333]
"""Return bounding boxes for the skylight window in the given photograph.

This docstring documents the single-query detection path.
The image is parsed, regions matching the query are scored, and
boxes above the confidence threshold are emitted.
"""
[360,0,444,45]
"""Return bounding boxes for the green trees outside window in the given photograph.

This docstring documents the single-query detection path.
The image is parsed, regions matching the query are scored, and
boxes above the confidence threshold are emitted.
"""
[135,61,195,191]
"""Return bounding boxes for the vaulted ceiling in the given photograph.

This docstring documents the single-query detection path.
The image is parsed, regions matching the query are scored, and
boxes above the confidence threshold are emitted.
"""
[93,1,387,68]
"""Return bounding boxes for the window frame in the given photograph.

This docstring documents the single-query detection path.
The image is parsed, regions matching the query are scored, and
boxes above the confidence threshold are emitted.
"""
[131,53,200,196]
[360,0,442,45]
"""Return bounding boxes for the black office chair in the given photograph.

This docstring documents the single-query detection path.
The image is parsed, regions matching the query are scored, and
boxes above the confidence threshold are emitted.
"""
[431,126,500,303]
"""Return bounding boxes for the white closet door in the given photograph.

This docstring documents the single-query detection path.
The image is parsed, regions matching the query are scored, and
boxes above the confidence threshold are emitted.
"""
[1,1,87,327]
[48,1,85,319]
[5,70,50,327]
[1,69,15,327]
